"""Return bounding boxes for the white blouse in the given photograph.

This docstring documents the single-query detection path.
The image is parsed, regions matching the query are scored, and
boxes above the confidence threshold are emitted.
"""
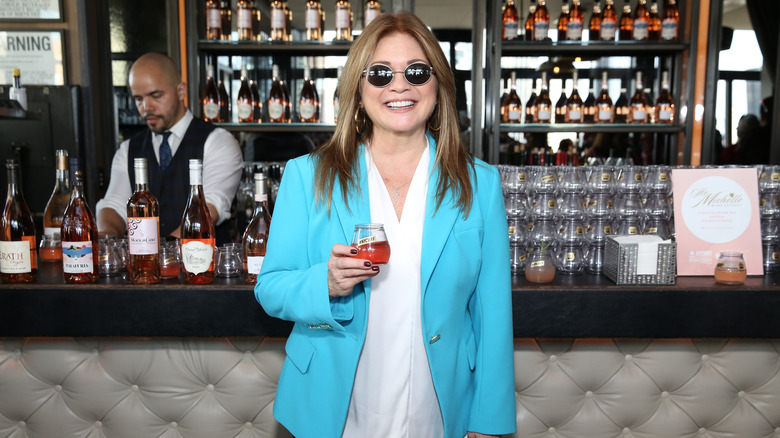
[342,142,444,437]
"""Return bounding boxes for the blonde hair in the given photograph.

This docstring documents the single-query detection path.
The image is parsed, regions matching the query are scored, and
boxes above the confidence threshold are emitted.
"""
[313,11,473,215]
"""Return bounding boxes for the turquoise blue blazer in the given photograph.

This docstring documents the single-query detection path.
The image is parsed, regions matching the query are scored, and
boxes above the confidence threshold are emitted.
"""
[255,135,516,438]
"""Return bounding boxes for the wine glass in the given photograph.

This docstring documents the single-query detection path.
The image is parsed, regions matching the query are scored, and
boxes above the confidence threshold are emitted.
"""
[215,244,243,277]
[352,223,390,264]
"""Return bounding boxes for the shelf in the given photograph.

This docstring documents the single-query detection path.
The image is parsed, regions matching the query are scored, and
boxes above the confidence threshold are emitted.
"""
[217,122,336,133]
[499,40,690,57]
[500,123,685,134]
[198,40,352,56]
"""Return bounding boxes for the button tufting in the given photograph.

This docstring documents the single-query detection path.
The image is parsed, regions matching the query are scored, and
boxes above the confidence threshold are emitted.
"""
[95,421,102,428]
[54,384,62,392]
[623,427,630,433]
[701,354,709,361]
[548,427,556,433]
[207,384,215,392]
[585,391,593,398]
[549,355,558,362]
[131,385,139,392]
[244,350,252,356]
[661,391,669,398]
[738,391,746,398]
[699,427,706,433]
[17,421,25,427]
[245,422,252,429]
[14,349,21,356]
[170,421,178,428]
[625,354,633,361]
[92,349,99,356]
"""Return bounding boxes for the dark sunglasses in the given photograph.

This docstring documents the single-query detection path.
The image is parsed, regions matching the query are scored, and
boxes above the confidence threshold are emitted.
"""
[362,62,435,87]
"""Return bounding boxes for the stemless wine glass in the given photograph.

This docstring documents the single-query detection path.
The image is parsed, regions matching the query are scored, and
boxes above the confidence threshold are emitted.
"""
[215,244,243,277]
[352,223,391,264]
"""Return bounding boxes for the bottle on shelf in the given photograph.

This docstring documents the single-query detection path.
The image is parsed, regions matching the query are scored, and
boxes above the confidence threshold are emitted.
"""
[655,70,675,123]
[305,0,323,41]
[335,0,353,41]
[299,64,320,123]
[180,159,216,284]
[630,71,651,123]
[236,0,253,41]
[583,80,597,123]
[588,1,601,41]
[220,0,232,40]
[270,0,287,41]
[614,84,629,123]
[243,173,272,285]
[502,0,520,41]
[525,77,539,123]
[661,0,679,41]
[203,64,222,123]
[524,0,537,41]
[206,0,222,40]
[61,158,98,284]
[618,0,633,41]
[268,65,288,123]
[596,71,613,123]
[250,79,262,122]
[218,77,230,122]
[534,71,552,123]
[282,73,292,121]
[9,68,27,111]
[557,0,569,42]
[237,64,254,123]
[566,71,584,123]
[501,71,523,123]
[43,150,71,239]
[499,78,508,110]
[127,158,161,284]
[0,159,36,283]
[554,84,568,123]
[365,0,382,28]
[567,0,584,41]
[600,0,617,41]
[632,0,650,40]
[285,4,294,42]
[334,66,343,123]
[251,6,261,41]
[648,1,661,40]
[533,0,550,41]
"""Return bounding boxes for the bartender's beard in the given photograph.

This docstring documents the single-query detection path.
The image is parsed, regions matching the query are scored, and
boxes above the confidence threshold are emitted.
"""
[144,113,170,134]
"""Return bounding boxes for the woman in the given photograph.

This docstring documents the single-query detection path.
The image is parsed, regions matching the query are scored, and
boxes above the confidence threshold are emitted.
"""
[256,12,516,438]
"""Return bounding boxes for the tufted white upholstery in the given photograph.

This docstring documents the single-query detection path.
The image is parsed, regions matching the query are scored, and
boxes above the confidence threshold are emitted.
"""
[1,338,780,437]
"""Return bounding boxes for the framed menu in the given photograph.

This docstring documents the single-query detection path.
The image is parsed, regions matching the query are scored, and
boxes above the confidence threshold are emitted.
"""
[0,0,62,20]
[672,167,764,276]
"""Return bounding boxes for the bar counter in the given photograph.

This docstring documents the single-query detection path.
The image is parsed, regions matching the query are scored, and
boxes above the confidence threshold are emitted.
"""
[1,262,779,338]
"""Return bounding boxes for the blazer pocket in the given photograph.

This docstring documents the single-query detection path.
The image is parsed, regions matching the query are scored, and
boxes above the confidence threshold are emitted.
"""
[285,332,315,374]
[466,329,477,371]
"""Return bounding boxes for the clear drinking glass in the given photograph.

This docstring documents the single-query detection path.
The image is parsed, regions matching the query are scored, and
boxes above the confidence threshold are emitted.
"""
[98,240,121,276]
[714,251,747,285]
[352,223,390,264]
[525,245,556,283]
[555,245,585,275]
[159,241,181,279]
[215,245,243,277]
[39,233,62,262]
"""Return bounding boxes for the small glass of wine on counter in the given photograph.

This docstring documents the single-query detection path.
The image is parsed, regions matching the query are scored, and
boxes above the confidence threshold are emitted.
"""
[714,252,747,285]
[352,224,390,265]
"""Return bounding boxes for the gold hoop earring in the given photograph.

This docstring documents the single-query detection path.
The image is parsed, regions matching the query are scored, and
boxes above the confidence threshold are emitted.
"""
[427,120,441,131]
[427,104,441,131]
[354,107,368,135]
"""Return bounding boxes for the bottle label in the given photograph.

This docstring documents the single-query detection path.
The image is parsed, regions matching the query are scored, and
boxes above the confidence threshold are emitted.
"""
[537,109,551,121]
[181,239,215,275]
[601,19,617,39]
[127,217,159,255]
[598,109,612,121]
[534,20,549,40]
[300,102,316,119]
[254,193,268,202]
[661,19,677,40]
[62,241,94,273]
[44,227,60,238]
[237,8,252,29]
[508,109,521,121]
[204,102,220,119]
[633,19,649,39]
[247,255,265,275]
[336,9,350,29]
[504,20,519,39]
[306,8,320,29]
[268,102,285,120]
[568,109,582,121]
[0,240,33,273]
[271,9,286,29]
[365,8,381,26]
[566,20,583,40]
[632,109,647,121]
[658,109,672,121]
[238,102,253,119]
[207,9,221,28]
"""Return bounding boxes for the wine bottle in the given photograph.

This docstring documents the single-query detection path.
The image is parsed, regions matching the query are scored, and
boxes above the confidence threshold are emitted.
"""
[554,86,568,124]
[0,159,36,283]
[600,0,617,40]
[501,72,523,123]
[220,0,232,41]
[9,68,27,111]
[243,173,272,285]
[282,72,292,122]
[206,0,222,40]
[285,4,294,42]
[236,0,253,40]
[43,149,71,238]
[251,6,262,41]
[655,71,675,124]
[648,1,661,40]
[583,80,597,123]
[596,71,613,123]
[533,0,550,41]
[566,71,584,122]
[203,64,221,123]
[270,0,287,41]
[618,0,633,41]
[250,79,262,122]
[524,0,537,41]
[335,0,353,41]
[567,0,584,40]
[334,66,343,123]
[632,0,650,40]
[502,0,520,41]
[61,158,98,284]
[299,64,320,123]
[525,77,538,123]
[588,1,602,41]
[127,158,161,284]
[180,159,216,284]
[629,71,651,123]
[305,0,322,41]
[237,64,254,123]
[365,0,382,28]
[661,0,679,41]
[218,78,230,122]
[557,0,570,42]
[534,71,552,123]
[268,65,287,123]
[614,85,629,123]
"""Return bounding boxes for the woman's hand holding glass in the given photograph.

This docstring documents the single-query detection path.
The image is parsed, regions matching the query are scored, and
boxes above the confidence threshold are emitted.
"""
[327,244,380,298]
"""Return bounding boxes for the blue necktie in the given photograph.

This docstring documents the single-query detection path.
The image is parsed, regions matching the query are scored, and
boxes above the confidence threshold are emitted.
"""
[159,131,172,170]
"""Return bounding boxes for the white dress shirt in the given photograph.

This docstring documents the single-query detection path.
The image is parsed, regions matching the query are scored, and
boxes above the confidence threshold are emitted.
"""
[96,110,243,227]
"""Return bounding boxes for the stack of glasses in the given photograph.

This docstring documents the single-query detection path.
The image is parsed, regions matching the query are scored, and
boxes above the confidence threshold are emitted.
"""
[758,166,780,273]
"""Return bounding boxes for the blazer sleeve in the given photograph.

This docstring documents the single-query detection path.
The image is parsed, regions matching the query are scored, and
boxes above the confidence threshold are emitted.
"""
[254,157,353,331]
[468,165,517,434]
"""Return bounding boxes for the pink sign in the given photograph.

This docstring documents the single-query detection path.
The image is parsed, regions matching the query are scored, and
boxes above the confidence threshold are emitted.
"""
[672,167,764,276]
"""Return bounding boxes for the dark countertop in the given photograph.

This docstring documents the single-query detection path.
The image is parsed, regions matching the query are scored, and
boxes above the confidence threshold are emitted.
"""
[2,262,779,338]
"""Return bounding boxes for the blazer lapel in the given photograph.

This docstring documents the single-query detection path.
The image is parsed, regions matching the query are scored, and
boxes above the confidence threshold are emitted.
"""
[332,144,372,245]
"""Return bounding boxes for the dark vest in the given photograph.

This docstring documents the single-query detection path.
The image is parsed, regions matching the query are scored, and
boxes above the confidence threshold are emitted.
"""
[128,118,215,238]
